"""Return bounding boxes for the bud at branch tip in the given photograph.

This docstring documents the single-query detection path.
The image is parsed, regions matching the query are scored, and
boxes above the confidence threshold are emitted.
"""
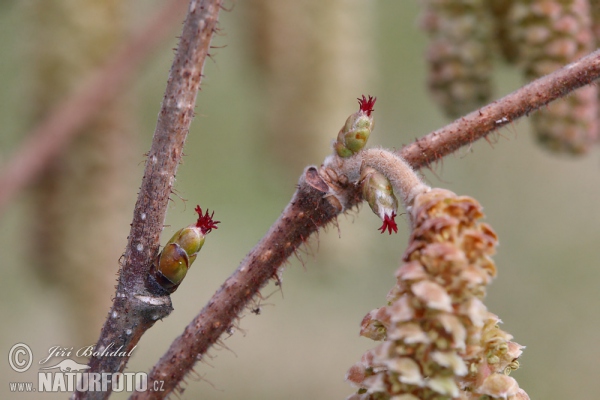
[334,95,377,157]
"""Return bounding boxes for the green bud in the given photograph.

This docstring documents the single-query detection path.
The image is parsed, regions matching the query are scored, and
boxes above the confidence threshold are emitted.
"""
[157,242,190,288]
[167,226,205,256]
[334,140,353,158]
[153,205,219,293]
[334,95,376,157]
[361,167,399,234]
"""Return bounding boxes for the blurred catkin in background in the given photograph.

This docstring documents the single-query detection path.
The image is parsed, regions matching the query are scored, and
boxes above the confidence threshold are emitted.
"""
[420,0,599,154]
[27,0,136,344]
[244,0,375,177]
[242,0,381,271]
[420,0,494,118]
[508,0,598,153]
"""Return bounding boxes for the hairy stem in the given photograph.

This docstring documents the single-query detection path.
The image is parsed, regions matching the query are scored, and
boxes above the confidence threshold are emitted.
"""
[72,1,222,399]
[140,49,600,397]
[361,148,430,208]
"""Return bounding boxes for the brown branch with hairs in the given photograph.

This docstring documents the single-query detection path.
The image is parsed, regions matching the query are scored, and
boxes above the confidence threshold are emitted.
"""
[0,0,189,215]
[71,1,222,399]
[135,50,600,399]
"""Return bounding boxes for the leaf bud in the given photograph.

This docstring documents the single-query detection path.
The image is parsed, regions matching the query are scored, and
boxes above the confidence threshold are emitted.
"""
[361,167,399,234]
[334,95,376,157]
[153,205,219,292]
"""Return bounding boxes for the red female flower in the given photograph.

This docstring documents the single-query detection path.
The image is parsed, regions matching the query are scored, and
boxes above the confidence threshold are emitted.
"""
[358,95,376,117]
[195,205,220,234]
[378,212,398,235]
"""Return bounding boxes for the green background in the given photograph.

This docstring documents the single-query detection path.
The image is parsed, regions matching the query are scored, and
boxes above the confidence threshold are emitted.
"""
[1,1,599,399]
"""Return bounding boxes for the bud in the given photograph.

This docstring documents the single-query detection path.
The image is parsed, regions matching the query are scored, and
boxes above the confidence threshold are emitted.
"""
[334,95,376,157]
[153,205,219,292]
[361,167,398,234]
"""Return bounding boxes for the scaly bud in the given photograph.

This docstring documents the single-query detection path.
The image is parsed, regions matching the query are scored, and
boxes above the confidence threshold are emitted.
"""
[153,205,219,292]
[334,95,376,157]
[361,167,399,234]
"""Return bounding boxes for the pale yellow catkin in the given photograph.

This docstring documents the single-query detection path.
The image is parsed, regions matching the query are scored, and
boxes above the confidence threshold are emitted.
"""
[346,188,528,400]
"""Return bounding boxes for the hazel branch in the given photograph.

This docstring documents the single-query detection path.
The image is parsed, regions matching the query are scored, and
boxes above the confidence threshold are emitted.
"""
[72,1,222,399]
[141,49,600,397]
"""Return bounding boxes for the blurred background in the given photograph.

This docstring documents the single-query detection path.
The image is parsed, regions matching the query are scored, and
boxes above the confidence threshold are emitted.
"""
[1,1,600,399]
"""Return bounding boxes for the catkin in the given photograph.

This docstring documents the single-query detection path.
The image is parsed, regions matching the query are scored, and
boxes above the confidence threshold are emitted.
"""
[346,189,528,400]
[509,0,598,154]
[420,0,495,117]
[244,0,374,175]
[28,0,135,343]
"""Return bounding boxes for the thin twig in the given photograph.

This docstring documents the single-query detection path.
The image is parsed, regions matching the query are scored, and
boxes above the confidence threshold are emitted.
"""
[138,49,600,398]
[72,1,222,399]
[0,0,188,215]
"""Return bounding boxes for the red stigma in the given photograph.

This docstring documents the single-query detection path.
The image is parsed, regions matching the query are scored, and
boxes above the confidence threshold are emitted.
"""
[195,205,220,234]
[358,95,376,117]
[378,211,398,235]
